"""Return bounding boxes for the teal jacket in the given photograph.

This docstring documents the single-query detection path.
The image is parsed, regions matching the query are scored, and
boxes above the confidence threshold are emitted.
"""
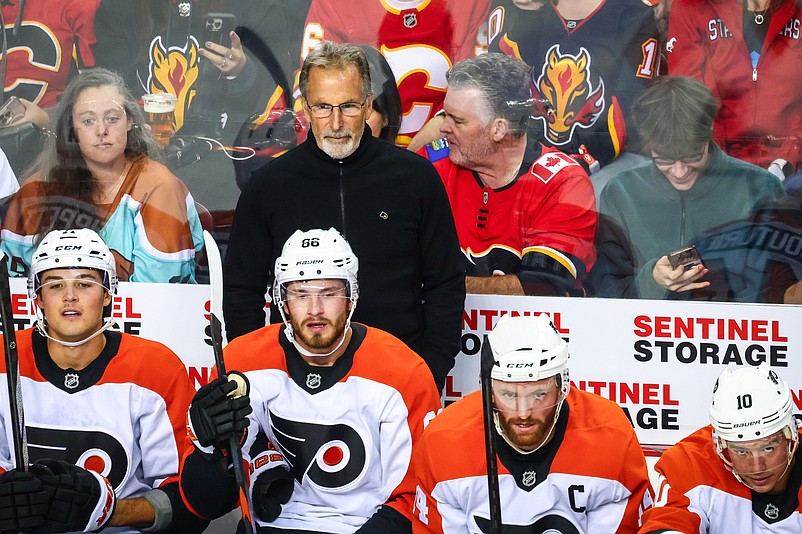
[590,144,785,299]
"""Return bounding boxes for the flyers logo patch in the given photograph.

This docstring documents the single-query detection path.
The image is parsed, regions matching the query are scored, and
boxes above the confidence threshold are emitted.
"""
[269,412,367,489]
[26,426,129,490]
[147,36,200,131]
[475,514,580,533]
[533,45,604,146]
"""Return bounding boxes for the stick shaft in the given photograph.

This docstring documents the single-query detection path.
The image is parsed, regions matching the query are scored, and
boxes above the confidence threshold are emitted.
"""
[0,256,27,470]
[204,232,256,534]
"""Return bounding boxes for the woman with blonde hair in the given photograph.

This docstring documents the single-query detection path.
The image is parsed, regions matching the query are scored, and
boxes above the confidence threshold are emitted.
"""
[1,68,203,283]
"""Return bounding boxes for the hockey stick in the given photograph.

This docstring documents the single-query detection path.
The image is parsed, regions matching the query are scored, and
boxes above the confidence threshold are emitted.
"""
[203,231,256,534]
[480,340,502,534]
[0,254,28,471]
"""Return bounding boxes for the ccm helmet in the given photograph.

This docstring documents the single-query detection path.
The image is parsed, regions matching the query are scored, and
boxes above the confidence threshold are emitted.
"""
[487,313,570,394]
[28,228,118,298]
[710,364,798,446]
[273,228,359,356]
[28,229,119,346]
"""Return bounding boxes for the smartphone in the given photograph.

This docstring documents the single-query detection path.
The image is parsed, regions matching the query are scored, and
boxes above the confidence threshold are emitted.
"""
[203,13,237,46]
[0,96,25,128]
[668,245,703,271]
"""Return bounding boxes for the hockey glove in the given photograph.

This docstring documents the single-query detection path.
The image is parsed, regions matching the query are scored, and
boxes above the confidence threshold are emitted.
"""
[188,372,252,452]
[31,459,116,533]
[0,469,49,532]
[252,468,294,522]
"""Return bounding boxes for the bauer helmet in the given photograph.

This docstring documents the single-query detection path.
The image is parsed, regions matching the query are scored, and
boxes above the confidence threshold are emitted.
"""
[273,228,358,357]
[28,229,119,347]
[710,364,798,444]
[483,314,570,454]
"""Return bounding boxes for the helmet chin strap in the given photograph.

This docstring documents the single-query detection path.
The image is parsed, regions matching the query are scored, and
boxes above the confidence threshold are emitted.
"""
[35,316,116,348]
[279,301,357,359]
[494,395,566,455]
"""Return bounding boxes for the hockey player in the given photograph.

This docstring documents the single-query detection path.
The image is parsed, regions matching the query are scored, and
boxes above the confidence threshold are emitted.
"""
[411,314,653,532]
[640,364,802,533]
[0,228,205,533]
[419,53,597,297]
[181,228,442,533]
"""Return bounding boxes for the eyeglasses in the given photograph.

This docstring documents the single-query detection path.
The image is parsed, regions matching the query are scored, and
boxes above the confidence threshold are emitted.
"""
[307,98,368,118]
[651,147,707,168]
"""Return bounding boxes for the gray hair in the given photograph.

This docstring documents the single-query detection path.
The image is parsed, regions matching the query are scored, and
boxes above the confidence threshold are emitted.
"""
[299,41,372,99]
[446,53,532,136]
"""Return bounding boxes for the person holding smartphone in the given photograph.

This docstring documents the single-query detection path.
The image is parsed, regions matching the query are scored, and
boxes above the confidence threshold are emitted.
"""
[588,76,784,300]
[93,0,300,215]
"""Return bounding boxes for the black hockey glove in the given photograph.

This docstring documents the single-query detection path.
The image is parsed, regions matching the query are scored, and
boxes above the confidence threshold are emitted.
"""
[252,467,294,522]
[0,468,49,533]
[189,372,252,450]
[31,459,116,533]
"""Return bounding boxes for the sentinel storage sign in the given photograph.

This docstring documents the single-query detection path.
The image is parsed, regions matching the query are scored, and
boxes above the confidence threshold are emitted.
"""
[447,295,801,451]
[3,280,801,449]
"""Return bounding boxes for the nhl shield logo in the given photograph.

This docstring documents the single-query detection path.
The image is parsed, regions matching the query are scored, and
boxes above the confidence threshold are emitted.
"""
[521,470,537,487]
[306,373,322,389]
[64,373,80,389]
[178,2,191,16]
[764,503,779,520]
[403,13,417,28]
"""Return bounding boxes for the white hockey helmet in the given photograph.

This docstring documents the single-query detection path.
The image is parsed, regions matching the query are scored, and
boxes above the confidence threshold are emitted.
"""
[273,228,359,357]
[28,228,118,299]
[487,313,570,394]
[28,229,119,347]
[710,364,799,446]
[273,227,358,301]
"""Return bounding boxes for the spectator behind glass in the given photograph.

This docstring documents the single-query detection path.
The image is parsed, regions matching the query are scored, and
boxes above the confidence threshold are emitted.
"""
[0,68,203,283]
[418,53,597,297]
[1,0,99,120]
[668,0,802,175]
[301,0,490,146]
[93,0,292,219]
[360,45,402,144]
[482,0,658,187]
[588,76,784,300]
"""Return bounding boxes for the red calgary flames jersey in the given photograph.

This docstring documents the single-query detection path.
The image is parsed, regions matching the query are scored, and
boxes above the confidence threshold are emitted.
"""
[1,0,99,107]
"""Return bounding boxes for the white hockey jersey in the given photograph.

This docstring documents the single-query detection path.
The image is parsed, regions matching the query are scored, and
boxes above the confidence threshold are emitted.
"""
[0,329,195,534]
[220,323,442,533]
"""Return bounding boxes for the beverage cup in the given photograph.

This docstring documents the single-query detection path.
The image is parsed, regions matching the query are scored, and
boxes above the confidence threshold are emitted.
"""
[142,93,178,147]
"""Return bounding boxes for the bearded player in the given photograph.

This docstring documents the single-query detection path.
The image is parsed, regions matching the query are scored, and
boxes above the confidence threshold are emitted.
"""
[411,314,653,532]
[181,228,441,533]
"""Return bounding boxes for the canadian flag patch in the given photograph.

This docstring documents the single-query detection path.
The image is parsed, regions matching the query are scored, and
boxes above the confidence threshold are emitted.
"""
[529,152,577,184]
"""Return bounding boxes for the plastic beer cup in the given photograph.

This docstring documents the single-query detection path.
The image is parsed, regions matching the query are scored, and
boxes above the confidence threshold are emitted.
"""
[142,93,178,147]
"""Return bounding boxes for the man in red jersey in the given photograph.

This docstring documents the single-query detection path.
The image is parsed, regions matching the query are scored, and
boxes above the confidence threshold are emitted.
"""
[420,53,597,296]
